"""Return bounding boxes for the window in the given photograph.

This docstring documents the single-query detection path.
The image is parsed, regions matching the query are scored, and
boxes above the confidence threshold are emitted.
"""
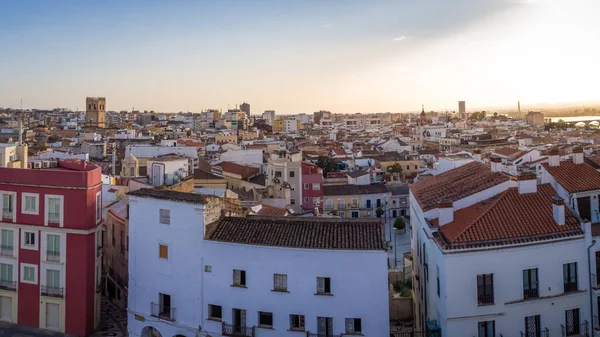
[312,183,320,190]
[313,198,319,205]
[273,273,288,291]
[524,315,541,337]
[304,184,309,190]
[436,265,440,297]
[337,199,345,209]
[120,230,125,253]
[111,225,115,246]
[2,194,13,219]
[565,308,581,336]
[159,244,168,260]
[523,268,539,299]
[317,277,331,294]
[0,230,12,256]
[477,274,494,305]
[289,171,295,178]
[22,193,38,215]
[154,293,173,320]
[290,199,295,205]
[304,197,309,203]
[46,269,60,289]
[345,318,362,334]
[233,269,246,287]
[415,165,418,169]
[376,199,382,208]
[23,266,35,282]
[564,262,578,293]
[159,209,170,224]
[478,321,495,337]
[275,171,282,178]
[47,197,61,224]
[352,211,359,218]
[0,264,12,285]
[325,200,333,209]
[22,231,37,249]
[259,311,273,328]
[366,200,372,209]
[338,211,345,218]
[96,192,102,223]
[290,314,305,330]
[208,304,222,320]
[351,198,358,208]
[47,234,60,262]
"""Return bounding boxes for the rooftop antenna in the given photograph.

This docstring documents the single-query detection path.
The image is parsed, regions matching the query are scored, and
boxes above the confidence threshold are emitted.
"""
[20,98,22,110]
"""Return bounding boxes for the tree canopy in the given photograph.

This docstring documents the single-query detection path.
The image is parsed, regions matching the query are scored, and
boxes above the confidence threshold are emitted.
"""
[315,156,339,178]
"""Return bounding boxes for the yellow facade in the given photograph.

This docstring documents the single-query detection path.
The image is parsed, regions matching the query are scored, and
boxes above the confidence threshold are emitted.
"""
[214,135,238,145]
[273,120,284,133]
[322,194,375,218]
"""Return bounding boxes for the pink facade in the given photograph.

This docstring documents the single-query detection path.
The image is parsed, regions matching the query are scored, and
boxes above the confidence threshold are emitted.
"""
[301,162,324,211]
[0,159,102,336]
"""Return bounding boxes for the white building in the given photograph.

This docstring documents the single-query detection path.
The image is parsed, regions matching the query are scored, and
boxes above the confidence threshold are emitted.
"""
[262,110,275,126]
[409,161,592,337]
[126,144,199,168]
[127,189,389,337]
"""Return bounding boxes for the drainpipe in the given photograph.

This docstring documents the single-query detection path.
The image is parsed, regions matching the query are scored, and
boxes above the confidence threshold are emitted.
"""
[589,239,596,336]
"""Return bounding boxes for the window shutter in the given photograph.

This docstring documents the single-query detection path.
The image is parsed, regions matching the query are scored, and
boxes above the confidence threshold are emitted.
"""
[241,270,246,285]
[283,275,287,290]
[318,317,326,334]
[234,270,240,285]
[345,318,354,332]
[289,315,293,328]
[240,310,246,327]
[317,277,324,293]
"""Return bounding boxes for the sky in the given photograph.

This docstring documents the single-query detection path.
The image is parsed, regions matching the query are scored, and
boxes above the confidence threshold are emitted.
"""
[1,0,599,114]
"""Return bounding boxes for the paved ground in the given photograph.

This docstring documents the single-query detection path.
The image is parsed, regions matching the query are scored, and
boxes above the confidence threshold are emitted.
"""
[386,217,411,269]
[0,296,127,337]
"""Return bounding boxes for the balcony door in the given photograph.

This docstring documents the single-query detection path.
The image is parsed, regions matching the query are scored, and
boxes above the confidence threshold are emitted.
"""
[317,316,333,337]
[233,308,246,331]
[525,315,540,337]
[45,302,60,330]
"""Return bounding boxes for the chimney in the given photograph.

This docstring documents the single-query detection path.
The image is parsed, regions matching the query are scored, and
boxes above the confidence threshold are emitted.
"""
[518,171,537,194]
[473,149,482,162]
[548,148,560,167]
[572,146,584,165]
[437,199,454,226]
[490,156,502,172]
[552,195,565,225]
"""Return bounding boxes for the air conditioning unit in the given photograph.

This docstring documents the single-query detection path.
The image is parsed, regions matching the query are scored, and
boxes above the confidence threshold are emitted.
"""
[33,162,42,169]
[27,162,33,169]
[50,161,58,168]
[42,161,50,168]
[9,155,18,162]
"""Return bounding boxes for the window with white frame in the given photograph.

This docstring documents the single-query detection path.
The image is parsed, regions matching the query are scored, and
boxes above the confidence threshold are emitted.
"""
[325,199,333,209]
[159,209,170,224]
[345,318,362,334]
[20,263,37,284]
[96,192,101,223]
[46,196,62,224]
[0,263,13,284]
[303,197,309,204]
[22,230,37,250]
[22,193,39,215]
[47,234,61,262]
[317,277,331,294]
[313,197,319,205]
[312,183,320,190]
[273,273,288,292]
[2,194,14,219]
[304,184,309,190]
[0,230,13,256]
[289,314,305,330]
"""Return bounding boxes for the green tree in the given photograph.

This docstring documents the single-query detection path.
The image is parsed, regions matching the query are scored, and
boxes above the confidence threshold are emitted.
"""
[388,162,404,183]
[315,156,339,177]
[376,207,384,218]
[394,217,406,230]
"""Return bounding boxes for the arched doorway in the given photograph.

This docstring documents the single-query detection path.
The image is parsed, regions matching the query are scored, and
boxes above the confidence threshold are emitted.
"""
[141,326,162,337]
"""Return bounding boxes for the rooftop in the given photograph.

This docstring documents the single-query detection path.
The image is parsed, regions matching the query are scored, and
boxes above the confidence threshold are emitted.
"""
[206,216,386,250]
[409,161,510,212]
[493,147,521,157]
[218,162,260,180]
[542,161,600,193]
[433,184,583,249]
[128,188,210,204]
[323,183,388,196]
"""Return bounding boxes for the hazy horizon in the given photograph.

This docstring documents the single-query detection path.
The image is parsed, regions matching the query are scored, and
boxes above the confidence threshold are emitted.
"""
[1,0,599,114]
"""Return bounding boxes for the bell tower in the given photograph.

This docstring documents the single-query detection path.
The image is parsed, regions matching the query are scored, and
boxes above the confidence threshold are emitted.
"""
[85,97,106,128]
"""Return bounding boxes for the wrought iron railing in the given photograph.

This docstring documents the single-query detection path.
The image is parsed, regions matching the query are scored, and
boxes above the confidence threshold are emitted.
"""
[2,209,12,219]
[521,327,550,337]
[0,280,16,291]
[0,245,13,256]
[561,320,588,336]
[47,250,60,262]
[151,302,175,321]
[48,213,60,223]
[41,285,64,298]
[563,280,578,293]
[221,322,255,337]
[477,285,494,305]
[523,287,539,300]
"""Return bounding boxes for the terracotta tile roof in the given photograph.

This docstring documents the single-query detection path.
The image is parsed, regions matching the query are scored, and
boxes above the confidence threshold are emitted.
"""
[435,184,582,248]
[255,204,289,217]
[541,161,600,193]
[409,162,510,212]
[493,147,521,157]
[206,216,386,250]
[218,161,259,180]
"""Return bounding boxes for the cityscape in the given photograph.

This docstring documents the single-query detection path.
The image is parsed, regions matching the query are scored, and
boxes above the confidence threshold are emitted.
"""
[1,1,600,337]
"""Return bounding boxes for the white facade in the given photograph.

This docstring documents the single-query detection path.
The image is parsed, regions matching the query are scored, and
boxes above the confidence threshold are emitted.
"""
[127,195,390,337]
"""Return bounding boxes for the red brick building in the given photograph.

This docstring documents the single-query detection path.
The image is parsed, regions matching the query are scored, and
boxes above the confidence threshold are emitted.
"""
[301,162,323,211]
[0,159,102,336]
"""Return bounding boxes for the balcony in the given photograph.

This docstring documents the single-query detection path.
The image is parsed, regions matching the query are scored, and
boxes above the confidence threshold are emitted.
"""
[48,212,60,224]
[151,302,175,321]
[564,280,578,293]
[47,250,60,262]
[521,327,550,337]
[2,209,12,219]
[477,285,494,305]
[523,287,539,300]
[0,280,16,291]
[221,322,255,337]
[41,285,64,298]
[0,245,13,257]
[561,320,588,337]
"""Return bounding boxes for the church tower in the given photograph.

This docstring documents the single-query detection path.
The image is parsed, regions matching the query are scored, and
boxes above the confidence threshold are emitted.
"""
[86,97,106,128]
